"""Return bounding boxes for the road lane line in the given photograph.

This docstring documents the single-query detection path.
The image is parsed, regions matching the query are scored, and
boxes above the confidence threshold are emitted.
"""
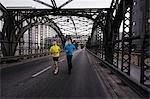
[32,66,52,78]
[58,59,65,63]
[32,58,65,78]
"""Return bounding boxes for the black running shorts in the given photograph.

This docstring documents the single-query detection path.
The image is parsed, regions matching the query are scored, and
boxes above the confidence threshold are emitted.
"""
[53,57,59,61]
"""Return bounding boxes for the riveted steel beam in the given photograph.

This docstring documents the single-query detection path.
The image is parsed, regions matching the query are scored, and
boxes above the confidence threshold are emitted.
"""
[140,0,150,87]
[33,0,53,8]
[51,0,57,8]
[58,0,73,9]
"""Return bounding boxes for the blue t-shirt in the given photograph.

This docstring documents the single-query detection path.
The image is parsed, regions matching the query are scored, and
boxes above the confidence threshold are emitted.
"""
[64,44,76,55]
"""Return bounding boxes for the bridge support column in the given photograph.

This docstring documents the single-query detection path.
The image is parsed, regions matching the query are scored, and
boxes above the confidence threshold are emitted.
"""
[1,16,18,56]
[140,0,150,86]
[104,11,113,64]
[120,0,133,76]
[1,40,17,56]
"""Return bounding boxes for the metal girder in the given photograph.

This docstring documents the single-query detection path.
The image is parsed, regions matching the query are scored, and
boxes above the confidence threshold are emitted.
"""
[140,0,150,87]
[90,10,108,58]
[1,8,106,39]
[17,16,65,44]
[50,15,93,36]
[28,19,32,54]
[58,0,73,9]
[93,26,104,59]
[6,8,109,21]
[0,3,17,56]
[35,25,38,54]
[0,3,7,19]
[89,9,111,62]
[110,0,133,74]
[33,0,53,8]
[85,0,150,91]
[111,0,124,32]
[121,0,133,75]
[0,4,65,56]
[69,16,77,35]
[40,25,43,53]
[33,0,73,9]
[91,10,108,37]
[51,0,57,8]
[111,0,121,68]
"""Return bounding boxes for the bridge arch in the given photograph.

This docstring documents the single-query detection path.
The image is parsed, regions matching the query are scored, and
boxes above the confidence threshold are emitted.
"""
[17,16,65,44]
[0,4,66,56]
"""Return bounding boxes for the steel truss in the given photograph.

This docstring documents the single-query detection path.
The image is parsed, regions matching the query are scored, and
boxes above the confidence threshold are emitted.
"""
[121,0,133,75]
[88,9,108,58]
[87,0,150,88]
[35,25,38,54]
[140,0,150,87]
[0,2,107,57]
[0,4,66,56]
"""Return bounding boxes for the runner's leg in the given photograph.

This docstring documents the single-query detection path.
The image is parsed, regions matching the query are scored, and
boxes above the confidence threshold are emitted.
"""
[54,57,59,74]
[67,55,72,74]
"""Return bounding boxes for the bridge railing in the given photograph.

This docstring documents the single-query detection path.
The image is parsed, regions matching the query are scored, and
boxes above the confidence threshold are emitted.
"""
[86,0,150,97]
[86,48,150,98]
[0,48,50,64]
[0,40,53,63]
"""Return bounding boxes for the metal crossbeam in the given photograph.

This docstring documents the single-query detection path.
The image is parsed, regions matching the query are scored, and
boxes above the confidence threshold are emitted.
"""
[33,0,53,8]
[69,16,77,35]
[6,8,108,20]
[58,0,73,9]
[51,0,57,8]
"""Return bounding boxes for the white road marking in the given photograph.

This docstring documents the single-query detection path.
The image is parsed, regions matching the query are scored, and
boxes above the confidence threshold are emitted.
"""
[32,66,52,78]
[58,59,65,62]
[32,58,65,78]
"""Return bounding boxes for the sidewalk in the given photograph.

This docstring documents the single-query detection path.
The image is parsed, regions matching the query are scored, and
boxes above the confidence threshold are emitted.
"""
[117,60,141,83]
[86,50,140,98]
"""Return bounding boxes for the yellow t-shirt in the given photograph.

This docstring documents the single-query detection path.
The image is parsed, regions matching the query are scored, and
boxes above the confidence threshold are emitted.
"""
[50,45,60,57]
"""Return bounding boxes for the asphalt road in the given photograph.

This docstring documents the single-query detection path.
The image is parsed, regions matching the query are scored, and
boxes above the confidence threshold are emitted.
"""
[1,49,110,98]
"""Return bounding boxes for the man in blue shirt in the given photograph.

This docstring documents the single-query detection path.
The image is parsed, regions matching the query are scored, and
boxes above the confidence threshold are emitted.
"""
[64,39,76,74]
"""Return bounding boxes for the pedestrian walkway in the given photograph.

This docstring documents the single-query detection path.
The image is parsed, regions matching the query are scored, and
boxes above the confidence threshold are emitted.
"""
[117,60,141,82]
[86,50,140,98]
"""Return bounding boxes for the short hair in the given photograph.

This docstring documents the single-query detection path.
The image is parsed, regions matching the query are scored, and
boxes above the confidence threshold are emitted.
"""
[53,40,57,45]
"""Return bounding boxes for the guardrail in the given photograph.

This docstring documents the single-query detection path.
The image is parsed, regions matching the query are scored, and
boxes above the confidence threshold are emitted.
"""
[0,52,50,64]
[116,52,141,67]
[86,48,150,98]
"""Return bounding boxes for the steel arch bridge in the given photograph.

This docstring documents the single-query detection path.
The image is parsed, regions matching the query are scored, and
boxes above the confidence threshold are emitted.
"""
[0,0,150,97]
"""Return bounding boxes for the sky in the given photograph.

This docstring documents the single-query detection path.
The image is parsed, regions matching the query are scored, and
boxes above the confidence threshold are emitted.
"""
[0,0,112,8]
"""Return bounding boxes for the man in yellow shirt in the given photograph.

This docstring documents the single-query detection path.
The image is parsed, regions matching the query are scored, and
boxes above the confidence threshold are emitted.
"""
[50,41,61,75]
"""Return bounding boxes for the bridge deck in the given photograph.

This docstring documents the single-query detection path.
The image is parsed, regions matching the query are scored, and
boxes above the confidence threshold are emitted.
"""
[1,49,140,98]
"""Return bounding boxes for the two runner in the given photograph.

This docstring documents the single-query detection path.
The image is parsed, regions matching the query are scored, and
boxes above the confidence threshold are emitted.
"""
[50,39,76,75]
